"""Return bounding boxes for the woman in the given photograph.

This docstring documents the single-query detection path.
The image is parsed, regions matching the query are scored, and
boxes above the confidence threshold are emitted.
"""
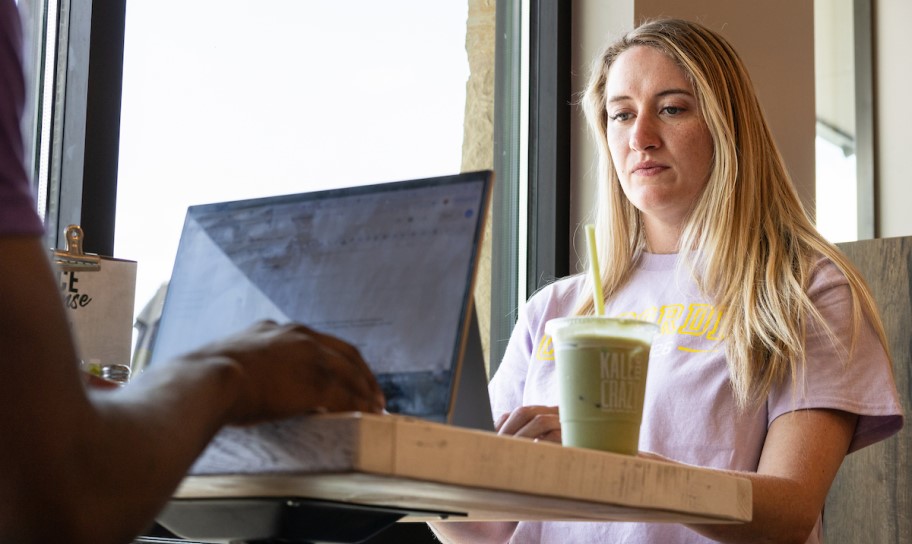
[432,18,902,544]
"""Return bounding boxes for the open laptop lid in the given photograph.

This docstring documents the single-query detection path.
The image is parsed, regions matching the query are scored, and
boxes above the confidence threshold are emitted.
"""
[149,171,493,428]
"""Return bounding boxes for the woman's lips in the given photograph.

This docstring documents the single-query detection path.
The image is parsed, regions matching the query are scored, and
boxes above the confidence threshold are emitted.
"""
[632,161,668,176]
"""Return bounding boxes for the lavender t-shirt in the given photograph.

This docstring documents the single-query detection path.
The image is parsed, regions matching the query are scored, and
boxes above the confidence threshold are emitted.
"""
[0,0,43,236]
[490,252,903,544]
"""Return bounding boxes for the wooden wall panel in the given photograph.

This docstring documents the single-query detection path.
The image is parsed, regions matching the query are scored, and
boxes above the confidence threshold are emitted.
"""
[826,236,912,542]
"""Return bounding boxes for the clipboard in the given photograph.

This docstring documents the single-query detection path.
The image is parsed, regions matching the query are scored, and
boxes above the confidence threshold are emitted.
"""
[53,225,137,378]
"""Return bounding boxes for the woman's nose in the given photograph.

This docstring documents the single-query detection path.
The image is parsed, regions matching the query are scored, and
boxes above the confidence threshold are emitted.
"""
[630,115,661,151]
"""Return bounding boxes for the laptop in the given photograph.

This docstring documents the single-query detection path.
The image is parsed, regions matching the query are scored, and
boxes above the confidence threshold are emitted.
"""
[149,171,494,430]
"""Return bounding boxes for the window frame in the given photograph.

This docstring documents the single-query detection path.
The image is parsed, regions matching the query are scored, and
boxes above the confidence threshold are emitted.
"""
[32,0,125,254]
[853,0,874,239]
[490,0,571,374]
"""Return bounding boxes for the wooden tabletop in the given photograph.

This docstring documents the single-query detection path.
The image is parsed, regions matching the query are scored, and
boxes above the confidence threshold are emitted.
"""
[173,412,751,525]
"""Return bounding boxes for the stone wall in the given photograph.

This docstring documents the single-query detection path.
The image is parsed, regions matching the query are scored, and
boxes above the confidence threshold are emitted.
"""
[461,0,496,372]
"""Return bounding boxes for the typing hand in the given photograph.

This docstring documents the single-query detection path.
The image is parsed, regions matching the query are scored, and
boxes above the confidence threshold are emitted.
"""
[495,405,561,444]
[180,320,385,425]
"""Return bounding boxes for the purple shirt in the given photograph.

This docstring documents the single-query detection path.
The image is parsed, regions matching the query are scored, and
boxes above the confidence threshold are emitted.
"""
[1,0,43,236]
[491,253,903,543]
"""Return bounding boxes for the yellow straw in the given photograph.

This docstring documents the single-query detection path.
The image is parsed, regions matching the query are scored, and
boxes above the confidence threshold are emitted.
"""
[586,224,605,316]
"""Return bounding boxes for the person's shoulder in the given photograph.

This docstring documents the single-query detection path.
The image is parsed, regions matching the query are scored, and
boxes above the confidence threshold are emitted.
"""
[525,274,587,313]
[807,253,848,287]
[513,275,587,337]
[529,273,586,298]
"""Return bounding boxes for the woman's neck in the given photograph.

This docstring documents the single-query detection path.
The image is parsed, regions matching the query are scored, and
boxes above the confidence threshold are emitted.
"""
[643,223,682,254]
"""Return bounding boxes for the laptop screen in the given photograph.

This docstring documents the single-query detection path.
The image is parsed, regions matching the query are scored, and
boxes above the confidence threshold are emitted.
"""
[149,171,492,422]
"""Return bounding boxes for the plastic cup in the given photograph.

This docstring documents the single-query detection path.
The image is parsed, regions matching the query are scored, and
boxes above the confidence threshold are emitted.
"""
[545,316,659,455]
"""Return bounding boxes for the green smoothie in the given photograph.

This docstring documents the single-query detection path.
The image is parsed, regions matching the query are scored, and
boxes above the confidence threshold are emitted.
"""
[545,317,658,455]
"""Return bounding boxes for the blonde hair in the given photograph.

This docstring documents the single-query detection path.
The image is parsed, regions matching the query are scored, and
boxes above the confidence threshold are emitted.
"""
[579,18,889,408]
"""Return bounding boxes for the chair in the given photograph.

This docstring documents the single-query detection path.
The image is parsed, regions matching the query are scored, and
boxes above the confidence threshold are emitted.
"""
[824,236,912,542]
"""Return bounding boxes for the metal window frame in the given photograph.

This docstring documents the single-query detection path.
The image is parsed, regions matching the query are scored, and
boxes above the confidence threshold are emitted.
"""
[526,0,571,295]
[44,0,126,254]
[854,0,875,239]
[490,0,571,374]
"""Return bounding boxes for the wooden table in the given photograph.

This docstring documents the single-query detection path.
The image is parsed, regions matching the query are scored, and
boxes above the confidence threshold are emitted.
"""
[162,413,751,542]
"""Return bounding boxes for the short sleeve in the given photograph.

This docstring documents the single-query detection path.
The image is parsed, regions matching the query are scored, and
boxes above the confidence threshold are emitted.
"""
[488,276,586,420]
[767,260,904,453]
[0,1,44,237]
[488,304,534,419]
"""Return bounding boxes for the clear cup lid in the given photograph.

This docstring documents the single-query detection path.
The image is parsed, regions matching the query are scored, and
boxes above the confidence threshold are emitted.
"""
[544,316,659,345]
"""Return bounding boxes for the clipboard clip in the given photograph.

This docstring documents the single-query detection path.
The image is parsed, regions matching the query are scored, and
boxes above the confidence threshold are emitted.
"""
[54,225,102,272]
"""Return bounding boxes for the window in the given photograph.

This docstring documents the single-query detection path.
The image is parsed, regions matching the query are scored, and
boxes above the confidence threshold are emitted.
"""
[115,1,471,317]
[23,0,554,378]
[814,0,874,242]
[815,133,857,242]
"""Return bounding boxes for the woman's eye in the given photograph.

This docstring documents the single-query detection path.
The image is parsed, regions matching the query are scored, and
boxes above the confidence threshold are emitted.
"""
[662,106,683,115]
[609,112,632,122]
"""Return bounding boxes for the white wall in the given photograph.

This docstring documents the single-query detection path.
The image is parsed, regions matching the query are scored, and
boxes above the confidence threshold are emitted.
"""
[569,1,634,269]
[875,0,912,238]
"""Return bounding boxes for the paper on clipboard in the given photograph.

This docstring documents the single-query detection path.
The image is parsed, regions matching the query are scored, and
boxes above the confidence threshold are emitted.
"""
[54,225,137,371]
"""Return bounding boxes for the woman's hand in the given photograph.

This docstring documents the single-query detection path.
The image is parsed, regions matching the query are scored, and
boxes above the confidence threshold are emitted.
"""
[494,405,561,443]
